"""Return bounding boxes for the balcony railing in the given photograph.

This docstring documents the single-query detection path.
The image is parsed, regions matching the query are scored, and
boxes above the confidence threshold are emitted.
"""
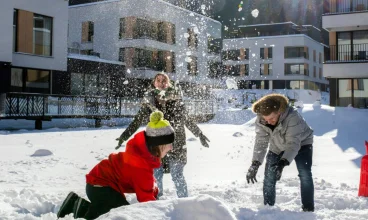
[323,0,368,14]
[0,93,216,121]
[325,44,368,62]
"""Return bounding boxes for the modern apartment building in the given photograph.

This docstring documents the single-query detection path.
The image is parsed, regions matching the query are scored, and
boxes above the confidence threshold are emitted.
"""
[68,0,222,97]
[222,22,329,91]
[0,0,68,94]
[323,0,368,108]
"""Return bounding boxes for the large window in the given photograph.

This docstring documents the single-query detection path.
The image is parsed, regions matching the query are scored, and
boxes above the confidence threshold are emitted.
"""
[128,48,175,72]
[223,49,241,60]
[120,17,175,44]
[260,64,272,75]
[13,9,52,56]
[285,63,309,76]
[260,47,273,59]
[284,47,309,59]
[337,31,368,61]
[10,68,50,93]
[207,36,222,54]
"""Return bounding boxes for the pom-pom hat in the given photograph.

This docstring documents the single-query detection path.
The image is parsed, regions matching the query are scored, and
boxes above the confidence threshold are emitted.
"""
[145,111,175,148]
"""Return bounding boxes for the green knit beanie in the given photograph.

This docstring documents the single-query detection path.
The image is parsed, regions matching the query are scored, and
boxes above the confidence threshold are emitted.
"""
[145,111,175,148]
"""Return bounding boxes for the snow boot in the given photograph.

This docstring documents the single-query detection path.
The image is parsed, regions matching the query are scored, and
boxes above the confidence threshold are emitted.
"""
[73,197,91,219]
[302,205,314,212]
[57,192,79,218]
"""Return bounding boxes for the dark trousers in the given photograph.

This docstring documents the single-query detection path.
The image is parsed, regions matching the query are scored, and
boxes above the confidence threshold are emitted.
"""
[263,144,314,209]
[84,184,129,219]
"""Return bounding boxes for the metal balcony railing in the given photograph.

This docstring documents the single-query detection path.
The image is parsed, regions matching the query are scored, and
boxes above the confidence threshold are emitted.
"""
[325,44,368,62]
[323,0,368,14]
[0,93,216,120]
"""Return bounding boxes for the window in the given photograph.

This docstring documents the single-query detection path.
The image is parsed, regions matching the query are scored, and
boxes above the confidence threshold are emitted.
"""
[223,49,241,60]
[260,64,272,75]
[208,36,222,54]
[284,47,308,59]
[347,79,364,90]
[119,18,125,39]
[319,52,322,63]
[10,68,50,93]
[260,47,273,59]
[187,28,198,49]
[208,61,222,78]
[187,56,198,75]
[119,48,125,62]
[313,50,316,62]
[13,9,52,56]
[285,63,309,76]
[319,68,322,79]
[224,65,241,76]
[82,21,94,42]
[313,66,316,77]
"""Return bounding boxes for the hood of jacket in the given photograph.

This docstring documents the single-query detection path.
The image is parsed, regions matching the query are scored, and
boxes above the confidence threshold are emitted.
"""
[125,131,161,169]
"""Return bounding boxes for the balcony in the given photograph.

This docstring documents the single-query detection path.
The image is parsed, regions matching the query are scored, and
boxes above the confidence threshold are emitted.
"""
[324,43,368,78]
[323,0,368,14]
[325,44,368,62]
[323,0,368,31]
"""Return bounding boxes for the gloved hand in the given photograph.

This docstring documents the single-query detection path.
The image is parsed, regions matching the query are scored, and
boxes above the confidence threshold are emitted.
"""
[115,137,125,150]
[199,133,210,148]
[270,158,290,181]
[246,161,261,184]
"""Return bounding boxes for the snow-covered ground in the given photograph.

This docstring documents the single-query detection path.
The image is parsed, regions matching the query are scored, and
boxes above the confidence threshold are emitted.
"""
[1,100,368,219]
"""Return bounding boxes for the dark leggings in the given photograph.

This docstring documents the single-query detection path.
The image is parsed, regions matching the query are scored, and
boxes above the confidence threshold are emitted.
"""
[84,184,129,219]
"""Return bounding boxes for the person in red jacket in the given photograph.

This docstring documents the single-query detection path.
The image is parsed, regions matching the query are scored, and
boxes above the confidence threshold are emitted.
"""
[57,110,175,219]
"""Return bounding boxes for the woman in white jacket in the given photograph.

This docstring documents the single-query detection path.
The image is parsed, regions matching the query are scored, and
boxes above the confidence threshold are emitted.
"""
[246,94,314,212]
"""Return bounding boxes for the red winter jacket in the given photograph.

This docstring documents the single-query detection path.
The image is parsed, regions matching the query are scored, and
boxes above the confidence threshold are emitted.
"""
[86,131,160,202]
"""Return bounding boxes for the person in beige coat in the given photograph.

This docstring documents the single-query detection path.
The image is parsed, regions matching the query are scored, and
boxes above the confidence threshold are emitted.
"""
[246,94,315,212]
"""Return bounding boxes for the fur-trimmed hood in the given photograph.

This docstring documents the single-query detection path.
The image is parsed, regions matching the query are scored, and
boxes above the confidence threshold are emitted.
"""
[252,94,289,115]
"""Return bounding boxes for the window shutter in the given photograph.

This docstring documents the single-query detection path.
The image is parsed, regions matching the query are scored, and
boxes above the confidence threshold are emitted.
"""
[265,48,268,59]
[264,64,269,75]
[17,10,34,53]
[82,22,89,42]
[304,46,308,59]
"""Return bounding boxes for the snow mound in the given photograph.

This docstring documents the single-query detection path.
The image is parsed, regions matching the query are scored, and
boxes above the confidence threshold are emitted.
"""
[99,194,236,220]
[294,101,304,108]
[233,132,243,137]
[30,149,53,157]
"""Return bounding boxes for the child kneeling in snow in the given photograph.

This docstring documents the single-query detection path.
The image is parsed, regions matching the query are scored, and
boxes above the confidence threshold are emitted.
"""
[57,111,175,219]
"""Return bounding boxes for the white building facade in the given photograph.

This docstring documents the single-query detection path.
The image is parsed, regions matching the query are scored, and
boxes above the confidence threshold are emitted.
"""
[322,0,368,108]
[0,0,68,94]
[222,22,329,92]
[68,0,222,96]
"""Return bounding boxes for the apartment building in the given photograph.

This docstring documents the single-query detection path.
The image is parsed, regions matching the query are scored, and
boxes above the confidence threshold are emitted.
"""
[323,0,368,108]
[0,0,68,94]
[68,0,222,97]
[222,22,329,91]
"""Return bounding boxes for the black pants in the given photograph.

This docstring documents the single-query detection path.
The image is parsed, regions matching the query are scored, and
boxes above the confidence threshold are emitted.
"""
[84,183,129,219]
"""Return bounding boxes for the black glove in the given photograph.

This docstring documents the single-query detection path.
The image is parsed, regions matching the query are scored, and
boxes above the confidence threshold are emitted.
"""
[115,137,125,150]
[270,158,290,181]
[199,133,210,148]
[246,161,261,184]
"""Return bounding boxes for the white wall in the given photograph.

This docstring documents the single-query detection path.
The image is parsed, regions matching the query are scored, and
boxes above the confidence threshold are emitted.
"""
[0,0,68,71]
[222,35,328,84]
[323,12,368,32]
[68,0,221,84]
[324,63,368,78]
